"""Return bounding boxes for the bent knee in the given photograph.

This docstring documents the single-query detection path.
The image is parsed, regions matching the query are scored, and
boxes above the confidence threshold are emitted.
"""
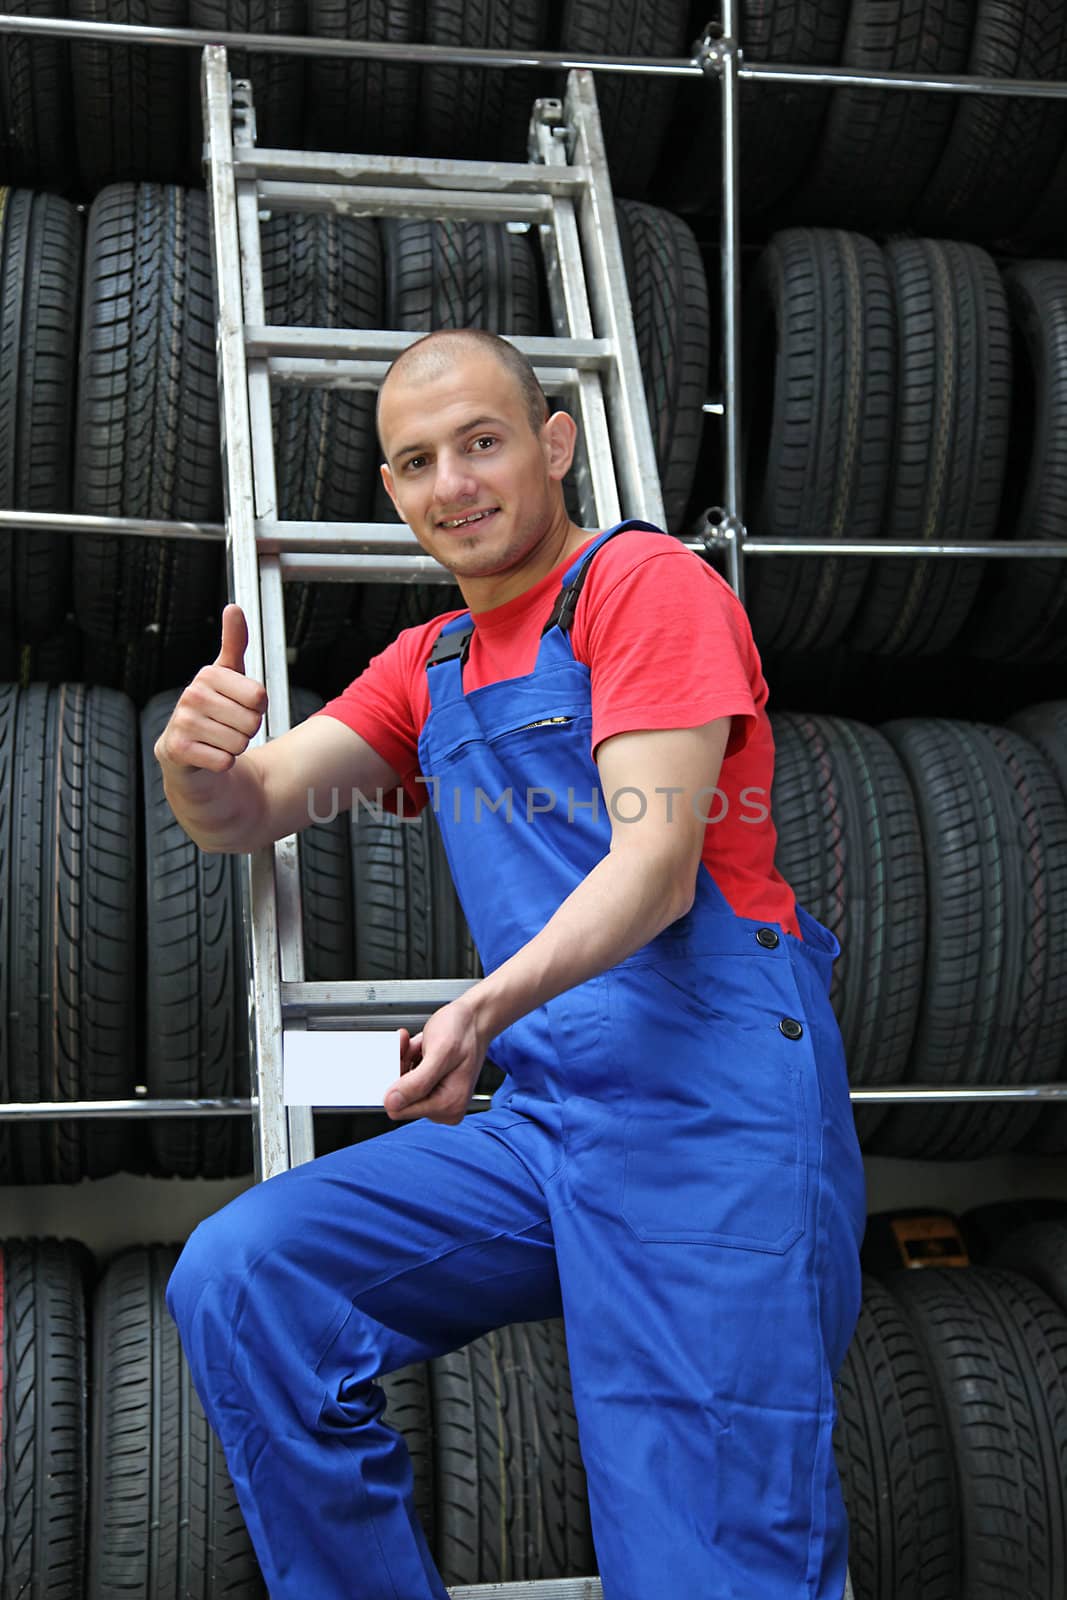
[165,1186,273,1333]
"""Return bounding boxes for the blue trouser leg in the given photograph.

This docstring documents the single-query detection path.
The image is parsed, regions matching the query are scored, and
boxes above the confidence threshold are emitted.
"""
[166,1103,563,1600]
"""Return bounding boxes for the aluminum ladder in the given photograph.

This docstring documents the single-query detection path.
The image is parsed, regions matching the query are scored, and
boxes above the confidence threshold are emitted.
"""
[200,42,665,1181]
[200,46,854,1600]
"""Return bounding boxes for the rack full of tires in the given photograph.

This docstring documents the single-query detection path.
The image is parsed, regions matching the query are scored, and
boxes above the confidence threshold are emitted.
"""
[3,2,1067,1597]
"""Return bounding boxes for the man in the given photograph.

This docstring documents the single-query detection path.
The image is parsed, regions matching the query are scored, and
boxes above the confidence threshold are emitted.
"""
[162,327,867,1599]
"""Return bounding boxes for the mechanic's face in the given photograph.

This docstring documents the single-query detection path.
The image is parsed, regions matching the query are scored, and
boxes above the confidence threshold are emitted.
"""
[378,351,575,592]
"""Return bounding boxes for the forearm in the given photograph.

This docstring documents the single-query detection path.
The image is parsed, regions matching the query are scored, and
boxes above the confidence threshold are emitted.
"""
[467,848,691,1041]
[158,752,267,853]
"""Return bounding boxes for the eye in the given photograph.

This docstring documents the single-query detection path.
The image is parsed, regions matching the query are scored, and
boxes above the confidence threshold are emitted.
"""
[471,435,497,452]
[403,455,427,472]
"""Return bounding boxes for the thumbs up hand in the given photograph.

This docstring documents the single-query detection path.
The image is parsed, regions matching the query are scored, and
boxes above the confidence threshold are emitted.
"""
[155,604,269,774]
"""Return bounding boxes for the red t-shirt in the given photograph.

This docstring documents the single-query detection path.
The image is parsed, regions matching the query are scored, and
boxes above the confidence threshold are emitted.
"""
[317,527,801,938]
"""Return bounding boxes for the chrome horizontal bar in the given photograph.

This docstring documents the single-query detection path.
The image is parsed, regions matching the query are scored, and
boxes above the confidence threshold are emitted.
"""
[256,180,551,224]
[1,1085,1062,1121]
[265,358,581,393]
[246,327,610,367]
[710,537,1067,558]
[849,1085,1067,1103]
[0,16,702,72]
[0,1095,494,1121]
[0,1098,255,1120]
[238,147,586,194]
[0,508,223,539]
[741,60,1067,99]
[449,1584,602,1599]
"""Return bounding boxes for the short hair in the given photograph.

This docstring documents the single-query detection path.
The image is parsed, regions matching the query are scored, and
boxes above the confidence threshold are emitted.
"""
[376,328,549,450]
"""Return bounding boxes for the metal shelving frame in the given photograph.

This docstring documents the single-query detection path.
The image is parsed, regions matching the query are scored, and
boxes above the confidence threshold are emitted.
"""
[0,5,1064,1143]
[1,9,1063,1598]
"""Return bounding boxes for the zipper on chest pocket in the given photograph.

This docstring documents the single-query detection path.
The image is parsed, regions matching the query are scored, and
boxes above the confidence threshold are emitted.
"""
[511,716,574,731]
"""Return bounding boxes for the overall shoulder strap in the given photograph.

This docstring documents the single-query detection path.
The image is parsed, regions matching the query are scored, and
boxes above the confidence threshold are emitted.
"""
[541,519,667,637]
[426,610,474,671]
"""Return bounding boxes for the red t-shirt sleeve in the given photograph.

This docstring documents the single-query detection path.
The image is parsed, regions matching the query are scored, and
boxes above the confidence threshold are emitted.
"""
[313,626,436,816]
[569,537,761,762]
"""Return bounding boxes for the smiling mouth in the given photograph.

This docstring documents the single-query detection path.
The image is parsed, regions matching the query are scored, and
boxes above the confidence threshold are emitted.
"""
[438,508,499,530]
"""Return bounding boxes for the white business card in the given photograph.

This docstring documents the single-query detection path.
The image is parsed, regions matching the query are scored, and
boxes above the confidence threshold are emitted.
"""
[283,1028,400,1108]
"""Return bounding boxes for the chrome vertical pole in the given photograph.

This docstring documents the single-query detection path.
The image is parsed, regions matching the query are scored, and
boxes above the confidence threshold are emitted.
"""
[715,3,745,600]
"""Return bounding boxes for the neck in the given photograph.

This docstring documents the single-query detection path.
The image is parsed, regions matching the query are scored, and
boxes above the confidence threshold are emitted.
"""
[455,507,595,613]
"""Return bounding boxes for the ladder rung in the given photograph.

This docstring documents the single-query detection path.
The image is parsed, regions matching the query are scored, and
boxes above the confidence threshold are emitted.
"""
[265,357,582,393]
[245,327,612,367]
[237,146,587,196]
[256,180,551,224]
[276,552,457,582]
[282,980,476,1019]
[256,520,424,554]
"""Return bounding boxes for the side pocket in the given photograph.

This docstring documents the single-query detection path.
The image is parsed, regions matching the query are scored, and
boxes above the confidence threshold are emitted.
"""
[620,1057,809,1254]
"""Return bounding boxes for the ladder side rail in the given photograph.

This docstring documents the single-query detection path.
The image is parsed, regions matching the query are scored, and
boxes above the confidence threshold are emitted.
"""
[202,43,290,1181]
[564,71,666,533]
[233,74,319,1168]
[531,104,619,529]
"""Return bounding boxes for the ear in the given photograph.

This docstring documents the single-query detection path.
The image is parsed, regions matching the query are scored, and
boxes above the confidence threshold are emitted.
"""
[380,461,400,512]
[542,408,577,482]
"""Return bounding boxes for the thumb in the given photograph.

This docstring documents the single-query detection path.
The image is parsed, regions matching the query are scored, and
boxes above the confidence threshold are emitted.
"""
[214,604,248,674]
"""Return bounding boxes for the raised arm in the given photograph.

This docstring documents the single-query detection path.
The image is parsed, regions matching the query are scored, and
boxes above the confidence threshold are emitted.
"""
[154,604,403,854]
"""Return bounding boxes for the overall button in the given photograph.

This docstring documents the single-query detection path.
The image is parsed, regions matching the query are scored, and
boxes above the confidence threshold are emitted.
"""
[756,927,779,949]
[779,1017,804,1041]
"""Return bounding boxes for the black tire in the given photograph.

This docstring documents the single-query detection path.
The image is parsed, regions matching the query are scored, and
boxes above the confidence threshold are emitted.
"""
[305,0,421,156]
[989,1221,1067,1316]
[0,192,82,647]
[0,684,15,1184]
[352,807,478,984]
[962,1198,1067,1263]
[0,1238,91,1600]
[188,0,305,155]
[960,263,1067,666]
[742,228,894,654]
[615,199,708,533]
[290,687,356,986]
[88,1246,264,1599]
[140,690,253,1180]
[69,0,192,188]
[432,1321,594,1586]
[73,184,221,703]
[379,1363,436,1553]
[262,211,382,656]
[790,0,974,229]
[869,720,1067,1160]
[557,0,690,197]
[1004,702,1067,1153]
[420,0,547,163]
[770,713,926,1148]
[849,239,1010,658]
[1011,132,1067,253]
[141,687,354,1177]
[911,0,1067,238]
[832,1275,960,1600]
[5,685,138,1184]
[0,0,74,186]
[657,0,848,219]
[886,1264,1067,1600]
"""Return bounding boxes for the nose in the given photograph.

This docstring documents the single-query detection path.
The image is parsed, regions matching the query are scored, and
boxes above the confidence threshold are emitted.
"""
[432,447,478,508]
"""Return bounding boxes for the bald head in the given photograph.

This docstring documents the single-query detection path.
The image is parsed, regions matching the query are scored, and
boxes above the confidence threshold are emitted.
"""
[376,328,549,452]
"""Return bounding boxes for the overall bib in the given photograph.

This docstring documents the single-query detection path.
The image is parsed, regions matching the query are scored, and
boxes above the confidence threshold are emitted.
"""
[168,522,868,1600]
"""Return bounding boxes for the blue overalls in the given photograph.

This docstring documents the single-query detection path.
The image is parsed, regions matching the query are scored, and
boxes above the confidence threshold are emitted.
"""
[168,522,867,1599]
